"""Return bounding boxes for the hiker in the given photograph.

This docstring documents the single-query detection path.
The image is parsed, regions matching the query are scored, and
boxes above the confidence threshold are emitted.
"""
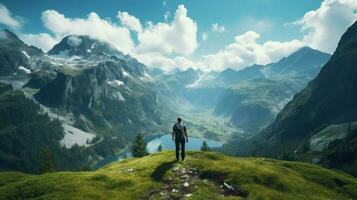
[172,117,188,161]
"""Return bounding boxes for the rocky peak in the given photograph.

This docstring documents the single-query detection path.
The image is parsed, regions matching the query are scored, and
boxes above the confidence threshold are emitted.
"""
[48,35,123,58]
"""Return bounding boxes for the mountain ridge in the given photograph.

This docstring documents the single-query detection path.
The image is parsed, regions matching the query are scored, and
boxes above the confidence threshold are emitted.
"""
[221,20,357,176]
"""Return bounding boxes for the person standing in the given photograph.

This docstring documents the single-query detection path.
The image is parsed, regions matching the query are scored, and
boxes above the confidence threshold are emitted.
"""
[172,117,188,161]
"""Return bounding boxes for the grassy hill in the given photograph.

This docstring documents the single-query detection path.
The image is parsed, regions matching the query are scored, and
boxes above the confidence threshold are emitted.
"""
[1,151,357,200]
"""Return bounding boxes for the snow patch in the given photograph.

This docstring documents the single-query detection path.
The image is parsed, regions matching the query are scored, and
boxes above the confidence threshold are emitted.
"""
[22,51,30,59]
[18,66,31,74]
[114,91,126,101]
[107,80,124,87]
[102,52,110,57]
[140,71,153,81]
[38,104,97,149]
[122,70,131,77]
[60,124,95,148]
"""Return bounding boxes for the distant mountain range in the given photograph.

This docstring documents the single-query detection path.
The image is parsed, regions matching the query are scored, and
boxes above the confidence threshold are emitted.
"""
[158,46,330,133]
[221,21,357,176]
[214,47,330,132]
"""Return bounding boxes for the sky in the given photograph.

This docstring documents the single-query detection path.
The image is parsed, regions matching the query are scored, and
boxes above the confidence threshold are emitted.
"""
[0,0,357,72]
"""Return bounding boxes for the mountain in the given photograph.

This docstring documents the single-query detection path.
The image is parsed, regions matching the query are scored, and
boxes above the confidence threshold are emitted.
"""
[1,151,356,199]
[214,77,306,132]
[263,46,331,79]
[214,47,330,132]
[160,67,200,89]
[216,65,264,85]
[26,35,169,142]
[0,31,174,172]
[48,35,124,58]
[221,21,357,176]
[0,30,44,87]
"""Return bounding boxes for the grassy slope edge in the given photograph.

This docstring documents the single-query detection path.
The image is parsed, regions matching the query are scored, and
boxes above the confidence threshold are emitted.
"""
[0,151,356,200]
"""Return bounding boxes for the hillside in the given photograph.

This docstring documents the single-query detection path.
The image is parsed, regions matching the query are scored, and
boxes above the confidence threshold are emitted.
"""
[0,82,91,173]
[221,21,357,176]
[1,151,357,200]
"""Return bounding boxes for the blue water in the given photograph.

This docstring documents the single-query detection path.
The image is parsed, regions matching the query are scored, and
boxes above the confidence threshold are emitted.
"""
[146,134,223,153]
[92,134,223,169]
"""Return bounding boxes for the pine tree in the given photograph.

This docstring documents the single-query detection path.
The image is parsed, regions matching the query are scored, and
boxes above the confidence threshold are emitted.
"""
[157,144,163,152]
[201,141,211,151]
[122,152,127,159]
[132,133,149,157]
[39,146,58,173]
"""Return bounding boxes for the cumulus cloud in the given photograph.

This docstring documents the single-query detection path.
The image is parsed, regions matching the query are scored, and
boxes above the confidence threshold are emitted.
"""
[134,53,197,73]
[117,11,142,32]
[295,0,357,53]
[211,23,225,34]
[0,3,22,29]
[19,33,59,52]
[202,31,304,71]
[3,1,355,73]
[136,5,198,56]
[41,10,134,54]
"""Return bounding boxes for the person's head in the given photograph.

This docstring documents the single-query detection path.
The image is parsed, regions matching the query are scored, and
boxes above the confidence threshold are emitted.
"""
[177,117,182,123]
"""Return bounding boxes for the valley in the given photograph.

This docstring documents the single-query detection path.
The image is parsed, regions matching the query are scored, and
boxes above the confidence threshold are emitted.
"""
[1,1,357,199]
[0,28,333,171]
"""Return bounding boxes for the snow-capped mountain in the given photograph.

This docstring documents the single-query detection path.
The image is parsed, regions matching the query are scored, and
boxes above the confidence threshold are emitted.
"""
[0,30,44,87]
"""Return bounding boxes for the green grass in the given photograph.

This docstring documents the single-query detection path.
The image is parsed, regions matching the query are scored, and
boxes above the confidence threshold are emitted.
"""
[0,151,356,200]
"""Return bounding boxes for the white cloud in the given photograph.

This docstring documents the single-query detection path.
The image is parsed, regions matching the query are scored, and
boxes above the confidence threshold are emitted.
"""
[20,33,59,52]
[68,35,82,47]
[201,32,208,41]
[202,31,304,71]
[136,5,198,56]
[41,10,135,54]
[211,23,225,34]
[134,53,197,72]
[0,3,22,29]
[3,1,355,73]
[295,0,357,53]
[117,11,142,32]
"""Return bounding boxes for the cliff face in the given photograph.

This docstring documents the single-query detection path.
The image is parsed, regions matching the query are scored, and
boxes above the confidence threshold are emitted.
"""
[263,21,357,142]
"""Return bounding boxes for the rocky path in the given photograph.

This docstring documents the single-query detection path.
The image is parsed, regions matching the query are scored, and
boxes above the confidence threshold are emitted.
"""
[144,163,248,200]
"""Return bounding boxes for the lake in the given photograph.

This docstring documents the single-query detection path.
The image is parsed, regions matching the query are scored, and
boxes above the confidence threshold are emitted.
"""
[92,134,223,169]
[146,134,223,153]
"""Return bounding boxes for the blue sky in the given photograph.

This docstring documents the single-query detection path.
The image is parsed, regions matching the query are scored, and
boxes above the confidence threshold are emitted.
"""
[1,0,356,72]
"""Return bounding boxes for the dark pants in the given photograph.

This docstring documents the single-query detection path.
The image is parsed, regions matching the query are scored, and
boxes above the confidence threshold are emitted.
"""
[175,139,185,160]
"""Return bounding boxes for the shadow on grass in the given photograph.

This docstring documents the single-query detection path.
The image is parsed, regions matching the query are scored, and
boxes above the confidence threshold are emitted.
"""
[150,160,177,181]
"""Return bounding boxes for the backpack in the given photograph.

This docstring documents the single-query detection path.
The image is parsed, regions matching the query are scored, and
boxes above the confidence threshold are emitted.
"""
[175,123,185,140]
